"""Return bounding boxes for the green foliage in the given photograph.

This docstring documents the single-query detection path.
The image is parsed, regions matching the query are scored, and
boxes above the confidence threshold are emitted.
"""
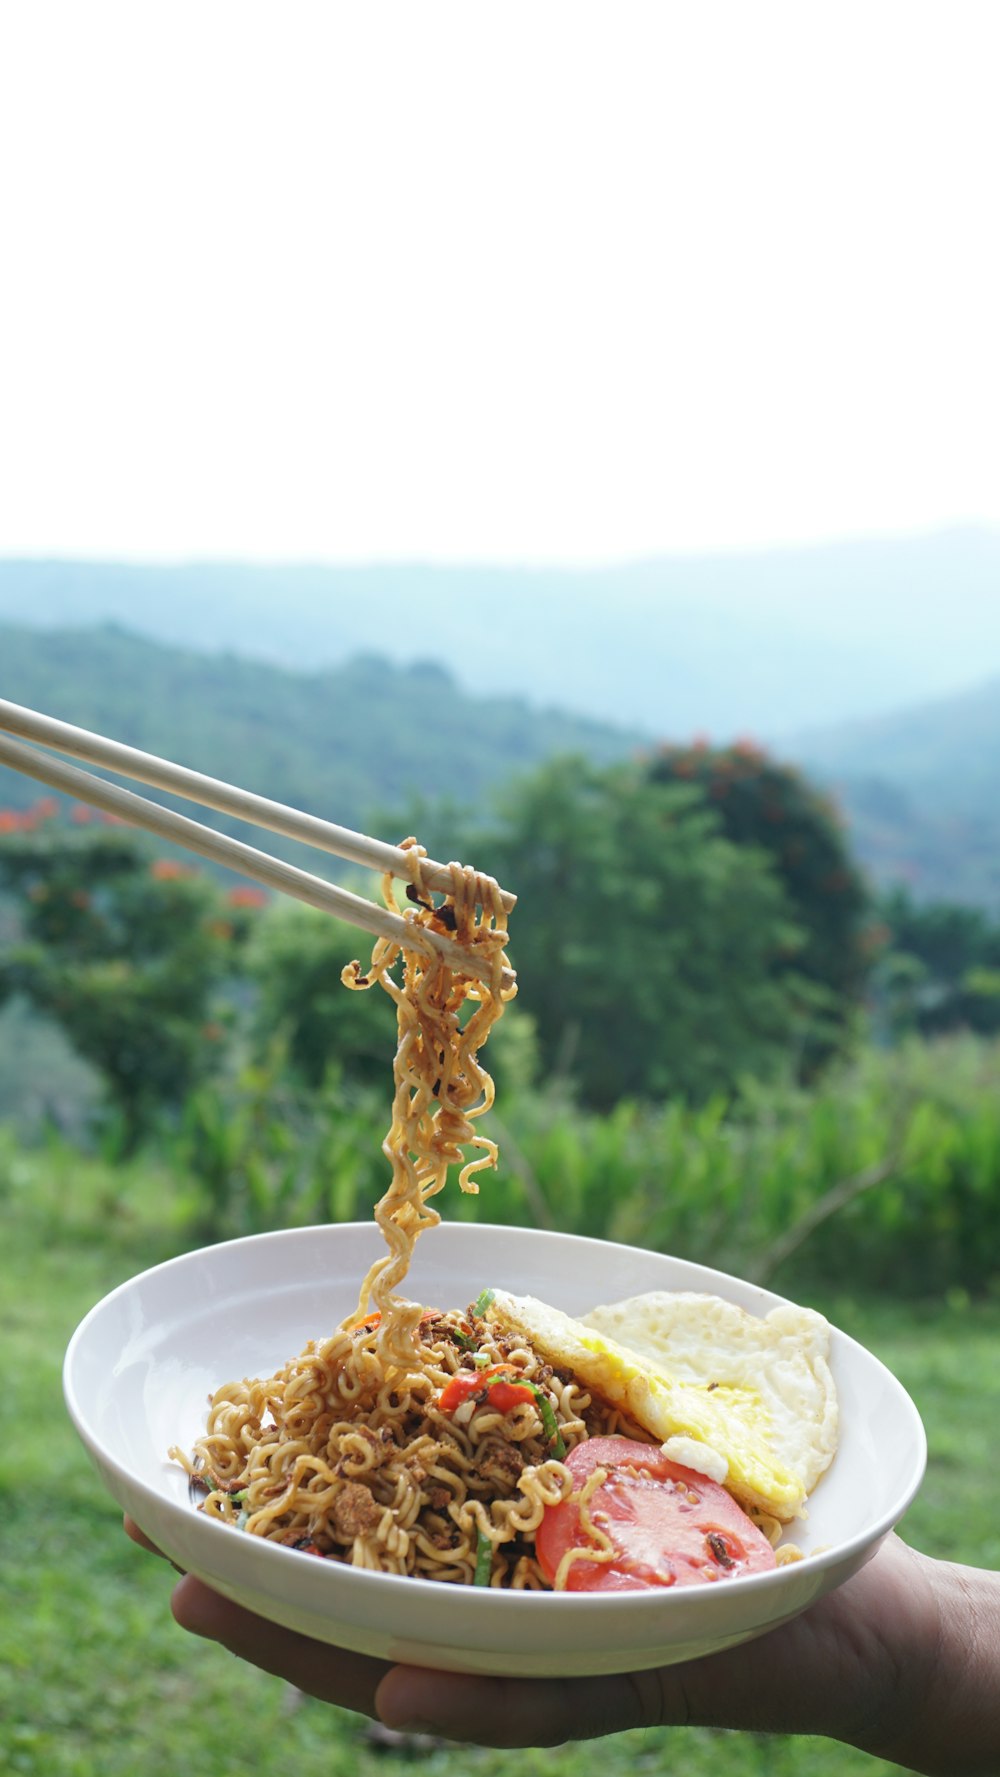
[245,902,398,1089]
[165,1003,542,1245]
[172,1053,390,1242]
[487,1036,1000,1298]
[648,741,871,1067]
[223,752,830,1120]
[155,1023,1000,1299]
[3,748,997,1304]
[0,821,259,1153]
[875,887,1000,1037]
[474,756,816,1107]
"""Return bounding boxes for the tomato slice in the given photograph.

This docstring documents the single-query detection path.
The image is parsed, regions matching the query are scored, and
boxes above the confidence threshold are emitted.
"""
[535,1436,777,1592]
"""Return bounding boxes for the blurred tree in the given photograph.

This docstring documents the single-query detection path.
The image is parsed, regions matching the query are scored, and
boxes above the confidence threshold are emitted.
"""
[875,888,1000,1038]
[246,901,397,1091]
[647,741,870,1068]
[0,811,260,1153]
[473,757,815,1108]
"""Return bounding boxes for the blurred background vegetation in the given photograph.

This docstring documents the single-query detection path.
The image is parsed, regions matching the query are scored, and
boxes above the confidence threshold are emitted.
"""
[3,646,1000,1301]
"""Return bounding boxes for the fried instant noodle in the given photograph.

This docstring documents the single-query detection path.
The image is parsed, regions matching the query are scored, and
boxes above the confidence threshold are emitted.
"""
[172,1301,643,1585]
[172,844,803,1586]
[170,844,626,1587]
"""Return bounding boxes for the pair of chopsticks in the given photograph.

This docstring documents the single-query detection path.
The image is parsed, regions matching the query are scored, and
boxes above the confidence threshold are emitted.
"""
[0,697,515,988]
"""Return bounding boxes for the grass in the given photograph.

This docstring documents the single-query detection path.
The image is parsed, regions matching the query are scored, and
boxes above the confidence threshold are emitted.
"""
[3,1139,999,1777]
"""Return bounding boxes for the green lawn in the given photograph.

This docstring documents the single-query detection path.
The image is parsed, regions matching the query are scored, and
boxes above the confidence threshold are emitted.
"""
[3,1142,998,1777]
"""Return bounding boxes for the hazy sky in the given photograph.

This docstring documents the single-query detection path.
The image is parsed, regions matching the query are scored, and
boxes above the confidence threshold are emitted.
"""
[1,2,998,565]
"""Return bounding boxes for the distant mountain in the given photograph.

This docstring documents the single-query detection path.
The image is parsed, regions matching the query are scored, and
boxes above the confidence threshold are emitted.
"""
[0,624,640,860]
[1,528,999,741]
[797,676,1000,809]
[795,677,1000,908]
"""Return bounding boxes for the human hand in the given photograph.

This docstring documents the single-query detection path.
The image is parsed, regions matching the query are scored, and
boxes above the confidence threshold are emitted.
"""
[123,1522,998,1774]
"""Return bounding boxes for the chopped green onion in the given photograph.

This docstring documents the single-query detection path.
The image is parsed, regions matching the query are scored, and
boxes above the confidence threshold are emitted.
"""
[526,1384,566,1460]
[235,1510,249,1531]
[472,1350,492,1370]
[451,1328,478,1351]
[473,1528,493,1587]
[472,1288,495,1317]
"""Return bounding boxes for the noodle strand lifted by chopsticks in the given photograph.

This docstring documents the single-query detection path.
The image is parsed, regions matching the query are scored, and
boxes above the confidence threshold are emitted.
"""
[339,839,516,1371]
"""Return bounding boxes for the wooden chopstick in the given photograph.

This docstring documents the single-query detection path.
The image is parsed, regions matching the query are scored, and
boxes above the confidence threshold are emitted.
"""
[0,731,514,991]
[0,697,515,912]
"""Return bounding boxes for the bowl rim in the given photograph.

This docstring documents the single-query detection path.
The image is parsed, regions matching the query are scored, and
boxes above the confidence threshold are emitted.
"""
[63,1221,928,1619]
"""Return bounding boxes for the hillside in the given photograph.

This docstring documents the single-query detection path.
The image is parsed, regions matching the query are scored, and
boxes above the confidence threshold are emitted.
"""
[0,624,641,855]
[2,528,999,741]
[4,622,1000,909]
[797,675,1000,814]
[795,677,1000,907]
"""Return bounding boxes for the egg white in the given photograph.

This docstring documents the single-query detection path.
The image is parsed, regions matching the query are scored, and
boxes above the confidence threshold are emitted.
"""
[487,1288,838,1522]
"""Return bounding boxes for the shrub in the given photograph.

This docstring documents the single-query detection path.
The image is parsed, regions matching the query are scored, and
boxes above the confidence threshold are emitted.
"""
[164,1032,1000,1299]
[0,825,260,1153]
[475,756,817,1108]
[647,741,871,1069]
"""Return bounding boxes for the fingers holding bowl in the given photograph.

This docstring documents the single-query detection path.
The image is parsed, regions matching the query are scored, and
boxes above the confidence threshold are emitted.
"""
[171,1575,391,1720]
[123,1514,168,1558]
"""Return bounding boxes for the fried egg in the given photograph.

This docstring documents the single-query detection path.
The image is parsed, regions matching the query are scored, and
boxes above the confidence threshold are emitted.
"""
[486,1288,838,1522]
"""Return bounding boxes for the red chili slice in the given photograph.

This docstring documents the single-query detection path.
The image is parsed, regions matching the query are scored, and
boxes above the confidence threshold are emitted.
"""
[436,1365,536,1415]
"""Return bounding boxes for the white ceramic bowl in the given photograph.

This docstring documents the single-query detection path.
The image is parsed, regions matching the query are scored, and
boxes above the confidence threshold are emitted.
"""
[64,1222,926,1678]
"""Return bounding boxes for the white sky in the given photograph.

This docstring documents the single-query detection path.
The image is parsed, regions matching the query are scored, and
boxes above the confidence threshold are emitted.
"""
[0,1,998,565]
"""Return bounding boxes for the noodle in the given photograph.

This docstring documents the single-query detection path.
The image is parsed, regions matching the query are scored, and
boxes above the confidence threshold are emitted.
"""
[172,843,622,1587]
[340,840,514,1373]
[171,1299,631,1585]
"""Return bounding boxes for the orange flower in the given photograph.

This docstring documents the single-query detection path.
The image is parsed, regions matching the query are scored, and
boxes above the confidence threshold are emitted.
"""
[860,922,892,956]
[227,886,268,909]
[71,804,92,824]
[0,810,22,832]
[150,858,189,880]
